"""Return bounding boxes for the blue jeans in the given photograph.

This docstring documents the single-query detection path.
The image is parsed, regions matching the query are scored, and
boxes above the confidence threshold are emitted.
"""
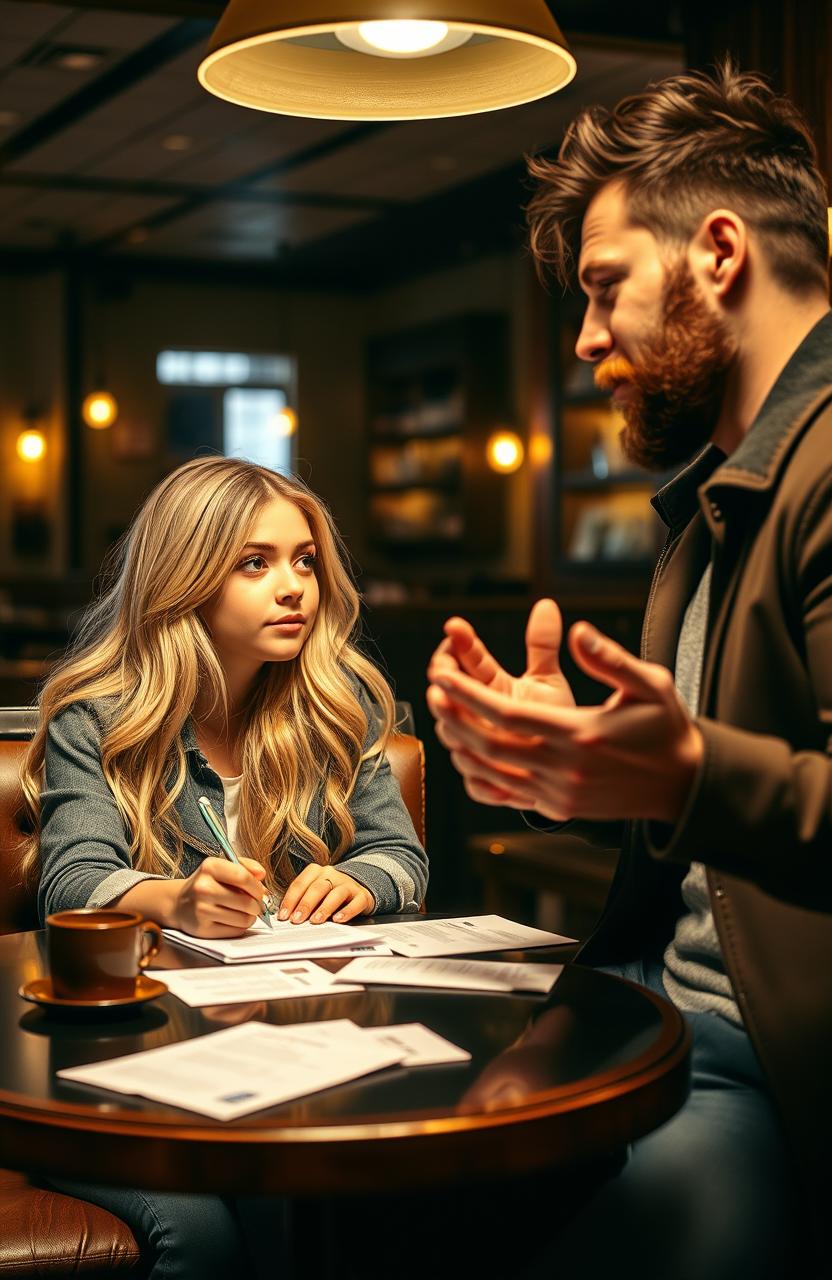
[44,1179,287,1280]
[526,956,798,1280]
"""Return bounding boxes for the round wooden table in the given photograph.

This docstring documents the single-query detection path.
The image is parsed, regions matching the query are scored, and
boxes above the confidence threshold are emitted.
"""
[0,925,690,1197]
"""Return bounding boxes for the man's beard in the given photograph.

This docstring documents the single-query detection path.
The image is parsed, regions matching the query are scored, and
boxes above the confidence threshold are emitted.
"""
[595,262,738,472]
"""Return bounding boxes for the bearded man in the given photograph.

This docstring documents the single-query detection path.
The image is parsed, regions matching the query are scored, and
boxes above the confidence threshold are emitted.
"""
[428,63,831,1278]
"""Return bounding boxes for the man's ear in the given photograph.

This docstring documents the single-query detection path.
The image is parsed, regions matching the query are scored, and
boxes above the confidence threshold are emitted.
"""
[689,208,747,301]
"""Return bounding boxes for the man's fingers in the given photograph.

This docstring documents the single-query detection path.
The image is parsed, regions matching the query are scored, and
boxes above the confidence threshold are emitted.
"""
[427,636,461,683]
[569,622,672,702]
[450,746,536,795]
[443,617,509,689]
[525,598,566,679]
[431,669,573,738]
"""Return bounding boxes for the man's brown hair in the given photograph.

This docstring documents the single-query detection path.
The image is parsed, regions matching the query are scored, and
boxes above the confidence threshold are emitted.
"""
[526,62,829,294]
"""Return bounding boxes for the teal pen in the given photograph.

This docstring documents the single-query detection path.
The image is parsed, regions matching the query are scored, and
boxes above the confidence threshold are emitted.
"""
[197,794,276,928]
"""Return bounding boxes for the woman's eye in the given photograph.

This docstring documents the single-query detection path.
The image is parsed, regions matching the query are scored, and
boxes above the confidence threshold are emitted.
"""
[240,555,267,572]
[298,552,317,572]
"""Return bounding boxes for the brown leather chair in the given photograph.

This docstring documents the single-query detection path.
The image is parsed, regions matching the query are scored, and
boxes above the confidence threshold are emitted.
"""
[0,710,426,1277]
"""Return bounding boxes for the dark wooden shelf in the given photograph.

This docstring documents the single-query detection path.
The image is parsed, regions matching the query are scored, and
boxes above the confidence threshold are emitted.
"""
[370,425,462,444]
[558,557,655,575]
[560,468,655,491]
[370,478,460,494]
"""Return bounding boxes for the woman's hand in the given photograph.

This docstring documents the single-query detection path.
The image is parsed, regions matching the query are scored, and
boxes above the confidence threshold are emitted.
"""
[279,865,375,925]
[172,855,267,937]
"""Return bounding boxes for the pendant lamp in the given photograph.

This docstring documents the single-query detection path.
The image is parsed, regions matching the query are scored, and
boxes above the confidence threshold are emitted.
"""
[198,1,576,121]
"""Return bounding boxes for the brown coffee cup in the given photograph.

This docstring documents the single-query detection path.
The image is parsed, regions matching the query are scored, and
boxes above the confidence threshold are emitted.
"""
[46,909,162,1001]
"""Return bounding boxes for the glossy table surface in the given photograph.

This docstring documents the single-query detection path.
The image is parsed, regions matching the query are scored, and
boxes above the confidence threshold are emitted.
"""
[0,921,691,1195]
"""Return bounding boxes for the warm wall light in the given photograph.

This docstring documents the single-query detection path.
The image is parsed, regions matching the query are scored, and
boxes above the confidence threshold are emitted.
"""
[274,406,298,436]
[16,429,47,462]
[82,390,118,429]
[486,430,524,474]
[199,1,575,121]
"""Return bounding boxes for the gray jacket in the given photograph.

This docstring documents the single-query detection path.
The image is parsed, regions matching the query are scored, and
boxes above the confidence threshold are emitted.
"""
[38,695,427,923]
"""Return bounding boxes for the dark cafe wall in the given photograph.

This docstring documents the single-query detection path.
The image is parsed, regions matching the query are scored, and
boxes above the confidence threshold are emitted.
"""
[0,0,829,913]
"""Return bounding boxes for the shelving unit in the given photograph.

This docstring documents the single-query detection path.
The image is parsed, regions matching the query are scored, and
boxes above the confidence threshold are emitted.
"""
[365,314,510,556]
[552,295,666,580]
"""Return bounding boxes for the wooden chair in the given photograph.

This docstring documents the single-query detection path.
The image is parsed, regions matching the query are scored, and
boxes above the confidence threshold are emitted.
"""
[0,708,426,1276]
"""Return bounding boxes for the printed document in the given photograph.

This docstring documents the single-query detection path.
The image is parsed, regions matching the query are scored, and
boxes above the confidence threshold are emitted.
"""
[162,918,377,963]
[360,915,575,958]
[148,959,364,1007]
[57,1019,406,1120]
[334,957,564,993]
[360,1023,471,1066]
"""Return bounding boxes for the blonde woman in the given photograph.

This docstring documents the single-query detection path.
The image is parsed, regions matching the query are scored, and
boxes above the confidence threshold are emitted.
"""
[22,455,427,1278]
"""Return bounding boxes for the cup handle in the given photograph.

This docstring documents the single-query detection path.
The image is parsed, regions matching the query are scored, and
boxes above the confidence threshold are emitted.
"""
[139,921,162,969]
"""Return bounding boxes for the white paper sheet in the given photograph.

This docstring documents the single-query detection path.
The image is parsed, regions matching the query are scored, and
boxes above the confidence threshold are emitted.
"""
[334,957,564,994]
[360,1023,471,1066]
[162,918,377,963]
[57,1020,406,1120]
[148,960,364,1007]
[360,915,575,958]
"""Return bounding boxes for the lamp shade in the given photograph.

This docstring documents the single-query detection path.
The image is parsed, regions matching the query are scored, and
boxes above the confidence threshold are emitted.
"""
[198,0,576,120]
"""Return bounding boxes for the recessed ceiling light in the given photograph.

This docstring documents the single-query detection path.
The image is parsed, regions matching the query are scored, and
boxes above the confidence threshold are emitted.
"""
[162,134,194,152]
[55,48,106,72]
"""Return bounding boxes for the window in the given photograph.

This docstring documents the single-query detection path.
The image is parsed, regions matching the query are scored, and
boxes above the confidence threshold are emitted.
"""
[223,388,291,475]
[157,348,296,473]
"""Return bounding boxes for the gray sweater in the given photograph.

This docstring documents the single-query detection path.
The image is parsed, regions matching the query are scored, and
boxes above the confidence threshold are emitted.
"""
[38,694,428,923]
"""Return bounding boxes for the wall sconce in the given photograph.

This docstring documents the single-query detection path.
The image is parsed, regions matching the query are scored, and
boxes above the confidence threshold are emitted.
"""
[82,390,118,429]
[486,429,524,474]
[274,406,298,436]
[16,428,47,462]
[199,1,575,121]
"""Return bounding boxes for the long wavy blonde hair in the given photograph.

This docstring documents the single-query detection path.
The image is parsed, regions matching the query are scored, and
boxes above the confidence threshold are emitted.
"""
[20,456,394,893]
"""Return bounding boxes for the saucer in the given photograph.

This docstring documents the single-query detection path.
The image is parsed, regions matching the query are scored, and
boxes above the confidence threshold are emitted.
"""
[19,974,168,1014]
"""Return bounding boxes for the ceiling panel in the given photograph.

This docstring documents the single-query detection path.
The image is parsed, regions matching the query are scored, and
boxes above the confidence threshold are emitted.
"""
[122,199,374,260]
[0,185,178,246]
[57,10,175,47]
[169,116,351,187]
[0,2,67,41]
[0,182,37,217]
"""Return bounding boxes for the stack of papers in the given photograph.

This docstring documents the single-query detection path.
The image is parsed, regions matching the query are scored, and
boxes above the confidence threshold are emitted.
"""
[334,957,564,994]
[57,1019,470,1120]
[162,919,388,963]
[148,959,364,1007]
[162,914,573,965]
[361,915,575,958]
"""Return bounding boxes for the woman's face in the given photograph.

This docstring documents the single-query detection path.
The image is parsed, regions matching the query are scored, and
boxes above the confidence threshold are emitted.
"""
[201,495,321,678]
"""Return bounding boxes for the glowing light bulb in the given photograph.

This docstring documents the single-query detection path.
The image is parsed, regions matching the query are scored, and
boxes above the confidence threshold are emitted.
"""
[486,430,524,474]
[82,391,118,429]
[274,407,297,437]
[336,20,471,59]
[16,429,46,462]
[359,20,447,53]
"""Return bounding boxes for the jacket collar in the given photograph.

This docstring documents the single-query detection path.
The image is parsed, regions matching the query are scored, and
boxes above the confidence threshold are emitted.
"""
[651,444,725,532]
[708,310,832,490]
[651,310,832,539]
